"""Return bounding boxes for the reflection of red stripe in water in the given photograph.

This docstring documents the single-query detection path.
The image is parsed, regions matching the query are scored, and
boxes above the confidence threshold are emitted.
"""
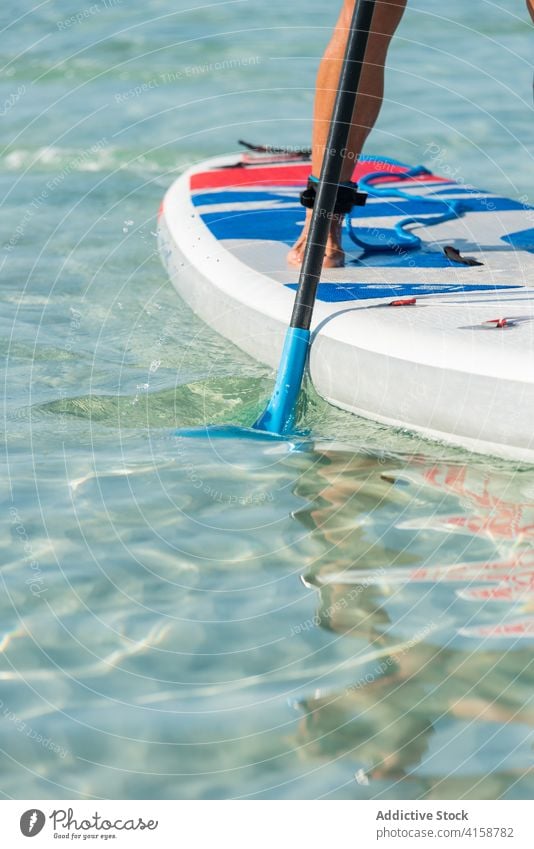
[457,566,534,602]
[460,618,534,638]
[408,560,517,583]
[422,465,534,541]
[325,557,534,587]
[440,513,533,539]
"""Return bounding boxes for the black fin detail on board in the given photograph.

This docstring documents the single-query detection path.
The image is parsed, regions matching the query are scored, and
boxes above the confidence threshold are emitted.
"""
[238,140,312,158]
[444,245,484,266]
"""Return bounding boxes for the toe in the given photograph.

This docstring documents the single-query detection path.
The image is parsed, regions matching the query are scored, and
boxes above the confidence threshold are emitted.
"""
[287,247,303,267]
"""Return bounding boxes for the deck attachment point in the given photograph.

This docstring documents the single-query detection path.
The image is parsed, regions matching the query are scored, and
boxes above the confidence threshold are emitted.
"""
[390,297,417,307]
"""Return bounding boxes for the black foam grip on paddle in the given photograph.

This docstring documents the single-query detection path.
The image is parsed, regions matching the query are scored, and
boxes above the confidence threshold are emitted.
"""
[290,0,376,330]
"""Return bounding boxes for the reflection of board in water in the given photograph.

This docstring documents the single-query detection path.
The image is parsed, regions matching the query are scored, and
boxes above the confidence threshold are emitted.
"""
[289,451,534,797]
[293,641,534,796]
[306,458,534,639]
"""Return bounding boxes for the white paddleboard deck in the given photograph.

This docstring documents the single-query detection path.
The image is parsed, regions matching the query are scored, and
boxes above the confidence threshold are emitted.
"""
[158,151,534,461]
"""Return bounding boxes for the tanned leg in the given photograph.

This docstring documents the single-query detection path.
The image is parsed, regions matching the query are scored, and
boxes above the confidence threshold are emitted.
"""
[288,0,407,268]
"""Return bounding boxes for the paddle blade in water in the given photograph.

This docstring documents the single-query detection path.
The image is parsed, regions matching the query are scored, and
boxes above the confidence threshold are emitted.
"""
[253,327,310,435]
[175,424,294,442]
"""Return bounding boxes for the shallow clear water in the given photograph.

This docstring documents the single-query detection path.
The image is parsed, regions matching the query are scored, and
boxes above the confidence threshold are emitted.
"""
[1,0,534,800]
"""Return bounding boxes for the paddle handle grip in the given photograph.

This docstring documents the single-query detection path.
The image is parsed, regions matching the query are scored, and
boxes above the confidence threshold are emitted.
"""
[290,0,376,330]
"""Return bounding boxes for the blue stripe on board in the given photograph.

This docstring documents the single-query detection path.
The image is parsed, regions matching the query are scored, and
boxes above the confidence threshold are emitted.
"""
[194,185,530,213]
[284,282,522,303]
[198,191,534,268]
[351,197,525,215]
[202,209,304,244]
[501,228,534,253]
[200,196,525,238]
[430,186,487,196]
[349,248,454,268]
[193,191,298,207]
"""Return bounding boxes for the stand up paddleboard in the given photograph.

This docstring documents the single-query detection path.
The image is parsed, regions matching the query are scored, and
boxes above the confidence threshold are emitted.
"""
[158,149,534,462]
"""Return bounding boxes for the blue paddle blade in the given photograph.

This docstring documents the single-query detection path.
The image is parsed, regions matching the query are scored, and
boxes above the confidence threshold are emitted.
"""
[174,424,292,441]
[174,327,311,441]
[173,425,311,453]
[253,326,310,435]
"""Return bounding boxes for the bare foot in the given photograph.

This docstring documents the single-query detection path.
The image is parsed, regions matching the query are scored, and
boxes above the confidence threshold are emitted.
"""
[287,209,345,268]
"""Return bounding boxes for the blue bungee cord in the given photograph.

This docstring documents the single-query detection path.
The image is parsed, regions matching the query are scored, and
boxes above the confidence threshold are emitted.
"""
[348,165,468,252]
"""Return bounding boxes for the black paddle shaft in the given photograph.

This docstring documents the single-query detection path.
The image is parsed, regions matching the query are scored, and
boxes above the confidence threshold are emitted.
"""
[290,0,376,330]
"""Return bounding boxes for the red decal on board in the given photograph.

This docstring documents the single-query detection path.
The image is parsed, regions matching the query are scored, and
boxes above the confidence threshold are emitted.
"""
[190,160,447,192]
[390,297,417,306]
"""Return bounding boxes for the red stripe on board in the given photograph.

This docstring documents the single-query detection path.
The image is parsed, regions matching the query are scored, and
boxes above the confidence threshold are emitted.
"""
[191,163,312,190]
[190,160,447,192]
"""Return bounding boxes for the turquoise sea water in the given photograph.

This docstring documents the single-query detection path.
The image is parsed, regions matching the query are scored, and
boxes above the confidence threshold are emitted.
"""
[1,0,534,800]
